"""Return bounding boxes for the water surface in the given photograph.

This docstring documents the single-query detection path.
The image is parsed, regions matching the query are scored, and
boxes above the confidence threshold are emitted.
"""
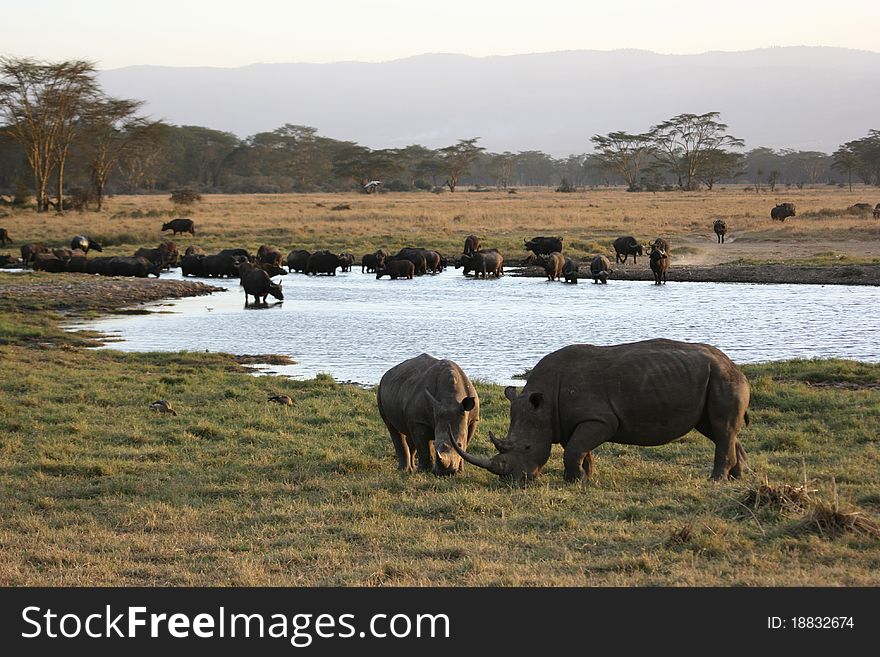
[79,269,880,386]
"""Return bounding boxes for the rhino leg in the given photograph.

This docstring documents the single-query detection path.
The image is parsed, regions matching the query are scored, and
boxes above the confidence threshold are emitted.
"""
[411,426,435,472]
[563,421,614,482]
[388,426,413,472]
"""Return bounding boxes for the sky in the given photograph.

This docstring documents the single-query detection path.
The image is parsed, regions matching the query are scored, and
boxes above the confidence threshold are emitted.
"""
[3,0,879,69]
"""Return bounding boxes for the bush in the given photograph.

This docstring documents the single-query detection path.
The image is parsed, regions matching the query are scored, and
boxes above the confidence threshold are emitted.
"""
[170,188,202,205]
[555,178,575,193]
[385,179,411,192]
[413,179,432,190]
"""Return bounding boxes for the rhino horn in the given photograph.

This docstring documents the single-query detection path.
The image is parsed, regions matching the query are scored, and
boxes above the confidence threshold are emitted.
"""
[449,426,506,475]
[489,431,508,453]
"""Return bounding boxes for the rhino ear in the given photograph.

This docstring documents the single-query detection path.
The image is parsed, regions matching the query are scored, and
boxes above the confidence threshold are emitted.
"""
[504,386,518,402]
[528,392,544,409]
[461,396,476,412]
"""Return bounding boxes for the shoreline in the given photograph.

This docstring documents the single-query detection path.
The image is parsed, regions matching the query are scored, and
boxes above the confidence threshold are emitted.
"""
[510,262,880,286]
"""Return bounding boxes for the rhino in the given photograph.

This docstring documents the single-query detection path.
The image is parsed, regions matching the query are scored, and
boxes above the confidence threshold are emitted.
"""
[453,339,750,482]
[377,354,479,475]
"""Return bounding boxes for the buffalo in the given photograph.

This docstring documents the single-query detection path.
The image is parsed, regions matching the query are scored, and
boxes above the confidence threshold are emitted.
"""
[0,228,11,246]
[713,219,727,244]
[161,218,195,236]
[0,254,18,267]
[306,250,343,275]
[33,253,66,273]
[377,354,480,475]
[88,256,161,278]
[135,242,179,269]
[589,255,612,284]
[287,249,311,273]
[612,236,643,264]
[202,253,242,277]
[395,248,428,275]
[874,203,880,219]
[257,244,284,267]
[185,245,205,257]
[338,252,355,272]
[542,252,564,281]
[453,339,750,482]
[525,236,563,257]
[361,249,387,273]
[648,238,670,255]
[376,256,415,280]
[70,235,103,254]
[180,254,206,277]
[650,248,668,285]
[463,234,480,256]
[562,257,579,284]
[456,249,503,278]
[21,243,49,267]
[242,267,283,305]
[66,255,88,273]
[217,248,251,260]
[771,203,796,222]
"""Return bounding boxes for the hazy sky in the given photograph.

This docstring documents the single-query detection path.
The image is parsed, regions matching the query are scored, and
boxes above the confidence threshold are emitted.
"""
[4,0,878,68]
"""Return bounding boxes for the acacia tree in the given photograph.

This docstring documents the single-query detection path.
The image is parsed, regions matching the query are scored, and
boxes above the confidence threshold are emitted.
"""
[84,97,161,210]
[590,131,654,190]
[695,148,744,189]
[438,138,485,192]
[490,151,518,188]
[650,112,744,191]
[0,57,99,211]
[832,143,861,191]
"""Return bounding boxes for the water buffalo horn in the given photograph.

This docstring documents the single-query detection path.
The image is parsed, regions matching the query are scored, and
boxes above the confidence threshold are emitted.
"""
[448,425,506,475]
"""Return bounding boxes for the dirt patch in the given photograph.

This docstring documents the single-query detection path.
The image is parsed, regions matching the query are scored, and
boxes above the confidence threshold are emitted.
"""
[233,354,297,366]
[512,263,880,285]
[0,273,222,312]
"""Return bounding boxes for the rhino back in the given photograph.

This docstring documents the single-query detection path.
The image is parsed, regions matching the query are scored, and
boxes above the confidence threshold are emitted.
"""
[526,340,746,445]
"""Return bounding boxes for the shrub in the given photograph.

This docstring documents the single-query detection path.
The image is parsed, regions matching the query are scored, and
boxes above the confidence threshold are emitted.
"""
[170,188,202,205]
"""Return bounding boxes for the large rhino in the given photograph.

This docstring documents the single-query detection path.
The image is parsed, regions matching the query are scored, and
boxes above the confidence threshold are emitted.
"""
[453,339,750,482]
[377,354,480,475]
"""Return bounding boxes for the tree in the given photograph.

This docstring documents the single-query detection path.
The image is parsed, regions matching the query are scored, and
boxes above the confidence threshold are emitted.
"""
[590,131,654,190]
[766,169,780,192]
[832,143,861,191]
[0,57,99,212]
[695,149,744,189]
[438,138,485,192]
[83,97,161,210]
[331,144,400,188]
[650,112,744,191]
[490,151,518,188]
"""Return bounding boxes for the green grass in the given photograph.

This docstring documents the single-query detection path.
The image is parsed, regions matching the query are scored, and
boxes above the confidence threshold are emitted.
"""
[0,301,878,585]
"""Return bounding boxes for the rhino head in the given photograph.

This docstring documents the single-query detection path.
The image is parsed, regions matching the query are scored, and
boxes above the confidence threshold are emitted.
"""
[425,388,476,475]
[452,385,553,481]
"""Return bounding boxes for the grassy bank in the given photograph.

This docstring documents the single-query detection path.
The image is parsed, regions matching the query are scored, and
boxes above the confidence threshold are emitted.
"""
[0,286,878,585]
[2,187,880,268]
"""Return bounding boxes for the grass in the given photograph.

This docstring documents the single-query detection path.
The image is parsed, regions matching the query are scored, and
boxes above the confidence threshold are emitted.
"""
[1,189,879,585]
[2,186,880,266]
[0,303,878,585]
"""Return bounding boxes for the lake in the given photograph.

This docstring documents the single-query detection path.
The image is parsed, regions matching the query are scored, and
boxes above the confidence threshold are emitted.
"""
[78,268,880,386]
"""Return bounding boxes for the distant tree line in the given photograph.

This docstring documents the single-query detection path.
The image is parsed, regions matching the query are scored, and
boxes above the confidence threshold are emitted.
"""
[1,57,878,211]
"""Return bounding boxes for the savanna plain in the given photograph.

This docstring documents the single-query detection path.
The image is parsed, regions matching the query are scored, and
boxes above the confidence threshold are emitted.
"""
[0,187,878,585]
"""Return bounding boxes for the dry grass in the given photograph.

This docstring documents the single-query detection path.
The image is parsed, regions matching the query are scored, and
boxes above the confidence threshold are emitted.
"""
[3,186,880,266]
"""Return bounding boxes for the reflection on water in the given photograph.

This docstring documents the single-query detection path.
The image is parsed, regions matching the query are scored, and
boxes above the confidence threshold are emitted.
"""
[77,269,880,386]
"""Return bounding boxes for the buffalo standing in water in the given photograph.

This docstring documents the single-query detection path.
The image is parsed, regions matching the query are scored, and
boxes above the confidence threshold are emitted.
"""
[377,354,480,475]
[241,267,283,305]
[650,248,668,285]
[589,255,612,283]
[454,339,750,482]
